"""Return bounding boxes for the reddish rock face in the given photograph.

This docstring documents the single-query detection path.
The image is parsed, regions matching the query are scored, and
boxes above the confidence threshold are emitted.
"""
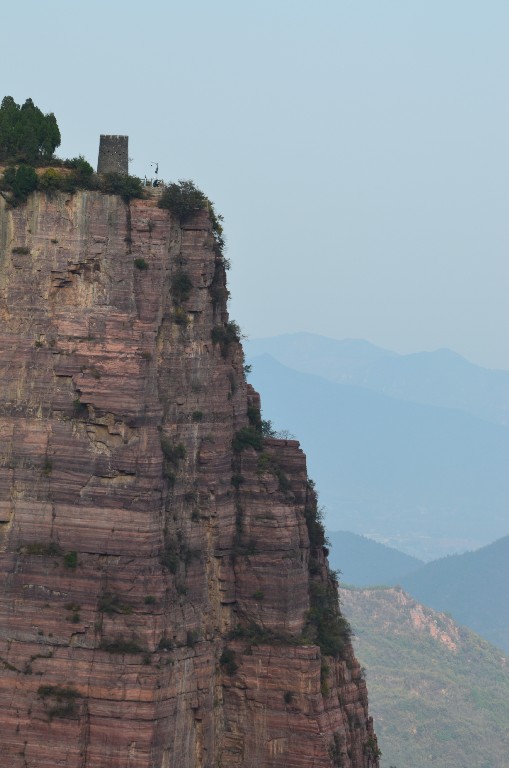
[0,190,379,768]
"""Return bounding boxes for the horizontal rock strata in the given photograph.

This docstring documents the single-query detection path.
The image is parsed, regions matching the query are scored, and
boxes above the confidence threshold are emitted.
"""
[0,189,378,767]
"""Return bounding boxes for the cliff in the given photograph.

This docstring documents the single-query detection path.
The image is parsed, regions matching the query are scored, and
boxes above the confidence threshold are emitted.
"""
[0,188,378,768]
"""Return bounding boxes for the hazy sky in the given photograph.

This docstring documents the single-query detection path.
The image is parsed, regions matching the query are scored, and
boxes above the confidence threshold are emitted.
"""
[4,1,509,369]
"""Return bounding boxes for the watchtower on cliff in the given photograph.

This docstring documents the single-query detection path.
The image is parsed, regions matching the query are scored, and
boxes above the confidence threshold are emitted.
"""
[97,135,128,174]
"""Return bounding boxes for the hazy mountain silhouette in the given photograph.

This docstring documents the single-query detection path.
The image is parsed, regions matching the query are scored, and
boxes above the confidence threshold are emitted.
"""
[327,530,423,586]
[248,353,509,560]
[246,333,509,426]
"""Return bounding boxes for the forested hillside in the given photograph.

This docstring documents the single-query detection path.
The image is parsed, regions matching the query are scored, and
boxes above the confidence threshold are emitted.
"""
[342,587,509,768]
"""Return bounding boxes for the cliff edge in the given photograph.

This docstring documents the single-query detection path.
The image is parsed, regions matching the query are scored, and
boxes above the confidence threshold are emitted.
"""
[0,188,378,768]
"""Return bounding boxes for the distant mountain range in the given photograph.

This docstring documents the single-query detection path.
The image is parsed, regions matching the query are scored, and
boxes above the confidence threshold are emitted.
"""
[327,530,509,653]
[398,534,509,653]
[246,339,509,560]
[327,530,423,586]
[341,587,509,768]
[246,332,509,425]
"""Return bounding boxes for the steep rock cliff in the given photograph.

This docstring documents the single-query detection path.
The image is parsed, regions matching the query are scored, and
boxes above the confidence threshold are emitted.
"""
[0,188,378,768]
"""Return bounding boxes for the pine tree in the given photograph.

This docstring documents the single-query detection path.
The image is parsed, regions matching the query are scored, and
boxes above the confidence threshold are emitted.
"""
[0,96,61,163]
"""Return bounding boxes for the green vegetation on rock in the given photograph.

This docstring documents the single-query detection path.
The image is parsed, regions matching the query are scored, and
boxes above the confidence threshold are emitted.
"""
[5,163,38,203]
[305,581,352,658]
[211,320,242,357]
[232,426,264,453]
[37,684,81,720]
[158,179,228,264]
[158,179,207,219]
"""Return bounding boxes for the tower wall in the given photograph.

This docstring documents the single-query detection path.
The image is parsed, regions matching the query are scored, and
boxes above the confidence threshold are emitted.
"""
[97,134,128,174]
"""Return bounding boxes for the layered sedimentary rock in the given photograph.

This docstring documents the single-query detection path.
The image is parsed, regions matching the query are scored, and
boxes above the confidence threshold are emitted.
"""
[0,187,379,767]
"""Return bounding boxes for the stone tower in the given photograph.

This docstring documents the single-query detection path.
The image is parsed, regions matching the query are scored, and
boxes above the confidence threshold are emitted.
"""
[97,134,128,174]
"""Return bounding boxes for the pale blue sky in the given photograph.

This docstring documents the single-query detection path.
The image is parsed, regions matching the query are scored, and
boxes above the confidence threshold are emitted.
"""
[4,0,509,368]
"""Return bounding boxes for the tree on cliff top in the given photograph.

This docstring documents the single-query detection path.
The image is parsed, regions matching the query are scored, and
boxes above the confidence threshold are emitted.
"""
[0,96,61,164]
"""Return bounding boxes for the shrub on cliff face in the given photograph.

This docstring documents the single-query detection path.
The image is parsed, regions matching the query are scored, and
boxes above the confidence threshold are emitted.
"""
[160,437,186,465]
[247,404,262,432]
[304,479,327,550]
[211,321,242,357]
[186,630,199,647]
[257,451,291,492]
[13,165,38,199]
[209,273,229,305]
[232,427,264,453]
[63,550,77,569]
[305,582,352,659]
[172,307,189,326]
[210,209,225,254]
[227,622,295,646]
[171,269,193,304]
[99,637,144,654]
[37,684,81,720]
[160,437,186,486]
[261,419,276,437]
[220,648,238,675]
[160,538,180,573]
[98,592,132,616]
[364,736,382,762]
[20,542,62,556]
[2,163,38,204]
[159,180,227,263]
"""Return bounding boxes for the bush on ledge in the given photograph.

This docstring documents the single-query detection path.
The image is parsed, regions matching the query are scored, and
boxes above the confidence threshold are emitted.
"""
[158,179,207,219]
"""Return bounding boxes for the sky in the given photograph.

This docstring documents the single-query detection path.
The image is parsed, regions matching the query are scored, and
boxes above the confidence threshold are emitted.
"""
[3,0,509,370]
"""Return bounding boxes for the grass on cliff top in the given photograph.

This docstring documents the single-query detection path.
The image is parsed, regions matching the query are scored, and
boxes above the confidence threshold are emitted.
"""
[341,586,509,768]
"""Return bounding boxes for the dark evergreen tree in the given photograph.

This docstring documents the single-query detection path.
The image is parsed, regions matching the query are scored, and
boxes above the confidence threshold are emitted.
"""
[0,96,61,163]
